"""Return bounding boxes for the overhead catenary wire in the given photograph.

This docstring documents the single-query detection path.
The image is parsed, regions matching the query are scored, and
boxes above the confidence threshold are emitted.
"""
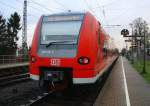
[85,0,120,11]
[0,1,22,12]
[16,0,46,13]
[18,0,53,17]
[16,0,66,13]
[28,3,48,13]
[52,0,70,11]
[100,0,120,7]
[102,6,109,25]
[83,0,100,20]
[0,0,39,35]
[95,0,102,22]
[29,0,54,13]
[106,9,129,24]
[96,0,102,12]
[84,0,95,14]
[0,0,39,18]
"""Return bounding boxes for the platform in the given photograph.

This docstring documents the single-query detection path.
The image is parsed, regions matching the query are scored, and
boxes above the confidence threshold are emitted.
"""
[0,62,29,70]
[94,56,150,106]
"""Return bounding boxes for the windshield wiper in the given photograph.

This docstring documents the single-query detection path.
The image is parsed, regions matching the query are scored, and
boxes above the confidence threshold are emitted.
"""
[46,40,76,48]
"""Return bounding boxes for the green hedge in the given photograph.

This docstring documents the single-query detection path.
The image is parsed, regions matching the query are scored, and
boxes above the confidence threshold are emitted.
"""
[132,59,150,83]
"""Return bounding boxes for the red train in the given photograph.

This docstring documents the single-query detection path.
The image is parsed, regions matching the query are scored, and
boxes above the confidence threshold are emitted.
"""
[29,12,118,90]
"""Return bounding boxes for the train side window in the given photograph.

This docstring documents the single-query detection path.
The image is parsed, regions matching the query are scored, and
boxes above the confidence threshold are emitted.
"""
[103,41,107,58]
[97,29,100,46]
[98,22,101,46]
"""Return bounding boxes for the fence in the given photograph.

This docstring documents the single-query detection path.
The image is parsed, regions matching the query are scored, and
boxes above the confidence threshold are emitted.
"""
[0,54,29,64]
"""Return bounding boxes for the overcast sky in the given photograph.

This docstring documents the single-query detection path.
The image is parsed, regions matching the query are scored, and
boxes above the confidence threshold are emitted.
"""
[0,0,150,50]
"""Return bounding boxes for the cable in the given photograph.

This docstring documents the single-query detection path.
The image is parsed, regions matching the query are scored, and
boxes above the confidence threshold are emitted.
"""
[106,9,128,23]
[52,0,69,11]
[96,0,101,11]
[16,0,50,16]
[84,0,95,13]
[17,0,65,13]
[83,0,100,20]
[28,3,47,13]
[95,0,103,22]
[27,13,39,18]
[102,6,109,25]
[29,0,53,13]
[0,1,38,18]
[101,0,120,7]
[0,1,22,12]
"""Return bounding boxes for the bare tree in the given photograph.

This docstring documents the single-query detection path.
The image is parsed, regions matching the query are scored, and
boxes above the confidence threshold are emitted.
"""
[132,17,149,41]
[130,17,150,73]
[128,18,149,65]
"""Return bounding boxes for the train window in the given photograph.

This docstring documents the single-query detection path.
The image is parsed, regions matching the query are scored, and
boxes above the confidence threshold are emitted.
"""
[98,29,100,45]
[41,21,82,44]
[103,41,107,58]
[38,19,82,57]
[98,22,101,46]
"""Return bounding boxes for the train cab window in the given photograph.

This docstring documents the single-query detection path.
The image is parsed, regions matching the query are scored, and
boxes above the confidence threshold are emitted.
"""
[41,20,82,44]
[38,14,84,58]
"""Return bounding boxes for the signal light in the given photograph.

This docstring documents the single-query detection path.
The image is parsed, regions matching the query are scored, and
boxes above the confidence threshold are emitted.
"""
[31,56,36,63]
[78,57,90,65]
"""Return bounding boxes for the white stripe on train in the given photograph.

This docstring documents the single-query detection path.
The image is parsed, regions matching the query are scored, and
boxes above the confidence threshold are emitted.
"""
[30,57,116,84]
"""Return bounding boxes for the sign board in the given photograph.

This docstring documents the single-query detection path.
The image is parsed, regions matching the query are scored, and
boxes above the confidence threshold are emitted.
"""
[121,29,129,36]
[125,40,132,42]
[43,14,84,22]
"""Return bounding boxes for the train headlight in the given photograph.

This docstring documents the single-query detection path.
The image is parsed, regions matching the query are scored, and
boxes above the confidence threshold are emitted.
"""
[78,57,90,65]
[31,56,36,63]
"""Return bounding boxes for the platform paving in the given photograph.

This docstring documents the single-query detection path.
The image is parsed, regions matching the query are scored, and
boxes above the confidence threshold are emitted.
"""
[123,57,150,106]
[0,62,29,69]
[94,56,150,106]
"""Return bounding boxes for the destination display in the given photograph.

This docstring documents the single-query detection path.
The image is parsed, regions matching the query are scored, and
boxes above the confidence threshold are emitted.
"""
[43,14,84,22]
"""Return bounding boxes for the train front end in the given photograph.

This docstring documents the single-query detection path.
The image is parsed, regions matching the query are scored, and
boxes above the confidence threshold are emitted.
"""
[29,12,95,90]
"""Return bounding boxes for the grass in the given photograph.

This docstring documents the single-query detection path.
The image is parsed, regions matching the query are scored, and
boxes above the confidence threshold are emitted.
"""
[132,59,150,83]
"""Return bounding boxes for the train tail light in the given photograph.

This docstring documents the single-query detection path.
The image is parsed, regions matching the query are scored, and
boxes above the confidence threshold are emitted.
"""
[31,56,36,63]
[78,57,90,65]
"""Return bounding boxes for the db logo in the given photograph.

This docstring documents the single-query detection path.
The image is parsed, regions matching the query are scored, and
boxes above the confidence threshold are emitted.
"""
[50,59,60,66]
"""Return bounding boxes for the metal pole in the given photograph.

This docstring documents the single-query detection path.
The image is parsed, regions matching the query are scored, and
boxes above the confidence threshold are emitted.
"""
[125,41,128,58]
[131,24,134,64]
[22,0,28,54]
[134,31,137,60]
[142,22,146,74]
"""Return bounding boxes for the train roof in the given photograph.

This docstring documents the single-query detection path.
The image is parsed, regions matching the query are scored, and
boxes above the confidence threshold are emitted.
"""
[43,12,85,17]
[42,11,110,38]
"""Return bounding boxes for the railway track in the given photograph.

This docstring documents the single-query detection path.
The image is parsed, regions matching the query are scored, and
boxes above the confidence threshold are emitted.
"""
[23,58,118,106]
[23,76,106,106]
[21,72,111,106]
[0,73,30,86]
[0,67,30,87]
[25,91,54,106]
